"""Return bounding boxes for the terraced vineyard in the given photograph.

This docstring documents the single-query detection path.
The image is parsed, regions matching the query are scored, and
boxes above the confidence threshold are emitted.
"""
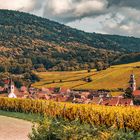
[33,62,140,91]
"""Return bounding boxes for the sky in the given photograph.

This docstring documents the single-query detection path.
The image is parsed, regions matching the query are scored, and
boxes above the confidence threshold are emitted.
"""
[0,0,140,37]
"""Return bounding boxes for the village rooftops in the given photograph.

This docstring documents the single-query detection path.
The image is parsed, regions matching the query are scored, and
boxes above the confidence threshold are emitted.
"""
[133,90,140,96]
[118,98,133,106]
[92,97,103,105]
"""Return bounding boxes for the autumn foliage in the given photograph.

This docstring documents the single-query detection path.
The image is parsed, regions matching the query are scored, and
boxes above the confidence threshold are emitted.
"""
[0,97,140,131]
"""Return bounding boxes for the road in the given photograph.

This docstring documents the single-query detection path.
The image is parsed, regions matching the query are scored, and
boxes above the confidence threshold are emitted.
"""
[0,116,32,140]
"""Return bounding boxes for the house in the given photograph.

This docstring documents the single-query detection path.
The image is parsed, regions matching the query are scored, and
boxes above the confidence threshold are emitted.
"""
[0,86,4,93]
[47,87,55,93]
[133,90,140,100]
[101,97,119,106]
[82,98,91,104]
[29,87,37,94]
[60,88,71,94]
[36,92,50,100]
[72,98,83,104]
[20,86,28,93]
[49,94,69,102]
[101,98,110,106]
[118,98,133,106]
[92,97,103,105]
[92,91,111,98]
[41,87,51,94]
[108,97,120,106]
[80,92,91,98]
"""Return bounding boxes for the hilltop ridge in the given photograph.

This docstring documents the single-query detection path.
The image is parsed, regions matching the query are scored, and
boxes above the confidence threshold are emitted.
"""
[0,9,140,75]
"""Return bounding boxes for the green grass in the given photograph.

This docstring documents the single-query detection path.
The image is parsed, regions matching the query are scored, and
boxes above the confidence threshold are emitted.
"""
[0,110,43,122]
[33,62,140,91]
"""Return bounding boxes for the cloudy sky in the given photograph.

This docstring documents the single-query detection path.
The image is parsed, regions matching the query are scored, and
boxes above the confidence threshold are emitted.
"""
[0,0,140,37]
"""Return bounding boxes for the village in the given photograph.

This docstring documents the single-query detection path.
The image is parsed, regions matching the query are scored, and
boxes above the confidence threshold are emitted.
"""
[0,73,140,106]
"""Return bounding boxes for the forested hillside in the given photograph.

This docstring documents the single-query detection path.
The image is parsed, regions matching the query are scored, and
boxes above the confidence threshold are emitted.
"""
[0,9,140,83]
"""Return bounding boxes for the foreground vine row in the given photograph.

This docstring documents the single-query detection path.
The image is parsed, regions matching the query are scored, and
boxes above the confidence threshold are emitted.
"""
[0,97,140,131]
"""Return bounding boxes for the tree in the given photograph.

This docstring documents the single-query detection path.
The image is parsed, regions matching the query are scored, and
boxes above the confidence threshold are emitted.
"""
[88,69,91,73]
[123,87,133,99]
[95,62,104,71]
[87,77,93,82]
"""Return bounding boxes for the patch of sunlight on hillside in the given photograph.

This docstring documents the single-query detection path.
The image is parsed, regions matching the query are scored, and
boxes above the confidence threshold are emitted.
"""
[33,62,140,91]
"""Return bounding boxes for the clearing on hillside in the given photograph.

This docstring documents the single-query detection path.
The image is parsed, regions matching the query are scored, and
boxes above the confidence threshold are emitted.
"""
[33,62,140,91]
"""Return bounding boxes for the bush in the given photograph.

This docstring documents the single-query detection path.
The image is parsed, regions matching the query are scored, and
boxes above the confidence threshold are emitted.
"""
[87,77,93,82]
[29,117,140,140]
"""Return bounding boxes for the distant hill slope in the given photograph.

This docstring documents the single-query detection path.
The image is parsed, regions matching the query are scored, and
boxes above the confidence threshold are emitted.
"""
[1,9,140,73]
[33,62,140,91]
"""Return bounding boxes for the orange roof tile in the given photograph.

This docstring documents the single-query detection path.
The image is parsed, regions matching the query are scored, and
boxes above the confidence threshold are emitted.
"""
[118,98,133,106]
[133,90,140,96]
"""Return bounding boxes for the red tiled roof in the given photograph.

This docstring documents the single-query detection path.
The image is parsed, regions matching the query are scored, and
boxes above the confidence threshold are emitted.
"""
[60,88,70,93]
[108,97,119,106]
[81,92,90,96]
[0,87,4,92]
[133,90,140,96]
[48,88,55,92]
[101,97,119,106]
[20,86,27,92]
[92,97,102,105]
[37,93,50,100]
[101,98,110,105]
[4,79,10,84]
[0,94,7,97]
[118,98,133,106]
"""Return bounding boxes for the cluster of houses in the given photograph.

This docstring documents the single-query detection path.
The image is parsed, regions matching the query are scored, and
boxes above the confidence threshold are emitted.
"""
[0,73,140,106]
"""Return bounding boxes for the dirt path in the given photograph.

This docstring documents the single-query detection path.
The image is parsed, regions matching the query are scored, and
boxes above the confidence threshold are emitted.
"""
[0,116,32,140]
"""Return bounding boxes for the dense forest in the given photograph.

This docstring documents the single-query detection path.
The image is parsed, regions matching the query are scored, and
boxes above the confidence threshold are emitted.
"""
[0,9,140,85]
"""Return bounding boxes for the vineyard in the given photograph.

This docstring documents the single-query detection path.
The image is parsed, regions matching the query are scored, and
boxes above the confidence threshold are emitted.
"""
[33,62,140,91]
[0,97,140,131]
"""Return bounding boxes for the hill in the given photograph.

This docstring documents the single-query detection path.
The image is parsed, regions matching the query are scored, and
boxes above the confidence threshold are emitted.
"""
[1,9,140,74]
[33,62,140,92]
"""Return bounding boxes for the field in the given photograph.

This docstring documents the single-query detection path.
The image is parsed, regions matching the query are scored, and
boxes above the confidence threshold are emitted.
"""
[33,62,140,91]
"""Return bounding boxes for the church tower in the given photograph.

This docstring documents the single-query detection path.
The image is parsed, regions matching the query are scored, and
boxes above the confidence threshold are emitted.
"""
[129,73,136,91]
[8,79,17,98]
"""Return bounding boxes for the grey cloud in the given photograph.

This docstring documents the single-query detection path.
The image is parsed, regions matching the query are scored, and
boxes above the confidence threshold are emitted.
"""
[1,0,140,37]
[43,0,108,23]
[100,7,140,37]
[41,0,140,37]
[107,0,140,9]
[41,0,140,23]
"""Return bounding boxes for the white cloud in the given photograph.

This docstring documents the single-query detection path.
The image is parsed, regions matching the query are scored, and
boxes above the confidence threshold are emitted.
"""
[75,0,107,16]
[47,0,71,15]
[0,0,35,11]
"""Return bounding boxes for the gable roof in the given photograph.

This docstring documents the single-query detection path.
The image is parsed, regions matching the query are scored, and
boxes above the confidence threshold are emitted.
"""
[108,97,119,106]
[92,97,102,105]
[118,98,133,106]
[60,88,70,93]
[133,90,140,96]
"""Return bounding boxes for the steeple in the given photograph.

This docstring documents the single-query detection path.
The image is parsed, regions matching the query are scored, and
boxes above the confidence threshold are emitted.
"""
[8,78,17,98]
[129,73,136,91]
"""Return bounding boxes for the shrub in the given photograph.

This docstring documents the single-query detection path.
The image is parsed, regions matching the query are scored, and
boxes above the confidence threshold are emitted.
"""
[29,117,140,140]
